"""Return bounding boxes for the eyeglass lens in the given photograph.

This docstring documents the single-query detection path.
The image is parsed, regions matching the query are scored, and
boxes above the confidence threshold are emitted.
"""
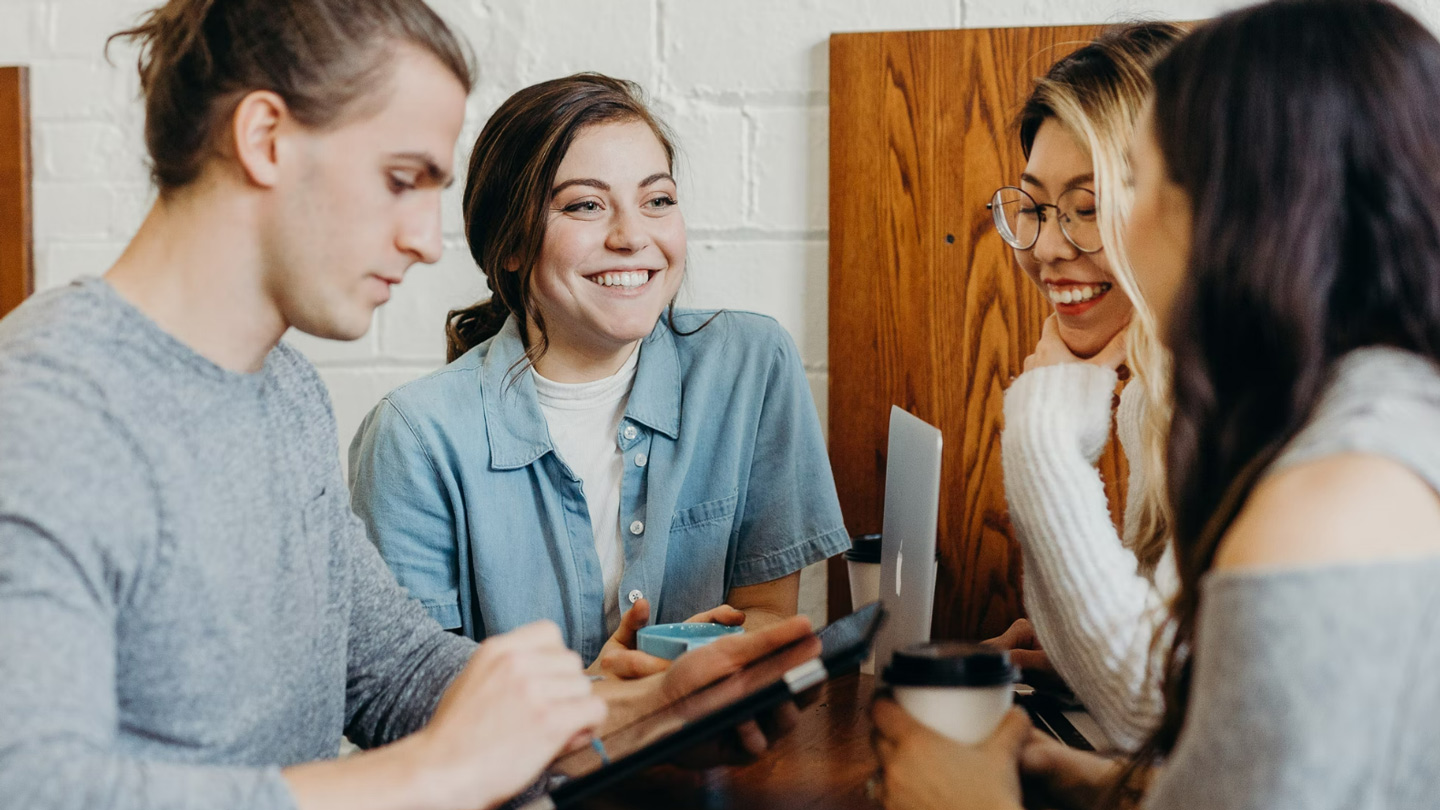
[989,186,1101,253]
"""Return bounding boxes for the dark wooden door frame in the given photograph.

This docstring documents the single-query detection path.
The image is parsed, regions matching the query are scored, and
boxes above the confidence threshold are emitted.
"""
[1,66,33,319]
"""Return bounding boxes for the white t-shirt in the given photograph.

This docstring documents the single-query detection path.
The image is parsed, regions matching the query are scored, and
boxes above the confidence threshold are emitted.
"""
[531,346,640,634]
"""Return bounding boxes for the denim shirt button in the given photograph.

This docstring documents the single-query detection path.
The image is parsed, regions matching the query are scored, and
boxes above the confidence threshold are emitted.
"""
[623,424,638,441]
[634,452,648,468]
[629,520,645,535]
[627,589,644,604]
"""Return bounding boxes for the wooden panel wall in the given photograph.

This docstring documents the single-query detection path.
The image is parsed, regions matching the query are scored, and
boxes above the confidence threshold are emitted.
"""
[0,67,32,319]
[828,26,1129,641]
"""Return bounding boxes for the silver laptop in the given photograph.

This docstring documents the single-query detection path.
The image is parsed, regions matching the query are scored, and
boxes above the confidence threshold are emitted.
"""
[872,406,943,674]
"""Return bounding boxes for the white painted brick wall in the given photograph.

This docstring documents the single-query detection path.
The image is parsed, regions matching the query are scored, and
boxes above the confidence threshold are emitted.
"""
[17,0,1440,623]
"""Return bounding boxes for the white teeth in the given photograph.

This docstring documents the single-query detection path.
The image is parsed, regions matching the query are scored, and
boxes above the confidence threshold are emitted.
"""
[590,271,650,289]
[1047,283,1110,305]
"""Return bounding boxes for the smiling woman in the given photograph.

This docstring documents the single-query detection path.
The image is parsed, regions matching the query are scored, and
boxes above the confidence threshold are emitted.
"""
[348,73,849,675]
[520,119,687,380]
[988,21,1187,753]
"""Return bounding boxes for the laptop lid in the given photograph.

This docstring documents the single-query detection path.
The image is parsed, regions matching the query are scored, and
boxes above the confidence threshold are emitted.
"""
[873,405,943,674]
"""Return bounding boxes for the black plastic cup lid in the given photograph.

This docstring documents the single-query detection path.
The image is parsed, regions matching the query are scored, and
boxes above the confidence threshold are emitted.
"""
[882,642,1019,688]
[843,533,883,563]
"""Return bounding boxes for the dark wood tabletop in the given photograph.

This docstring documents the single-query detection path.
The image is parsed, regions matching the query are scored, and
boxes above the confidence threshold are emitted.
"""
[577,671,879,810]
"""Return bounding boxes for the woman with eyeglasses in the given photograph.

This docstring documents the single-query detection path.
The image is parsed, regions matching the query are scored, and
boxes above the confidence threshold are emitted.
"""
[873,1,1440,807]
[983,22,1185,752]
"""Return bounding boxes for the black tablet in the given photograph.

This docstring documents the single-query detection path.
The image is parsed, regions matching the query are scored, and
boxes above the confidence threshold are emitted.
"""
[517,602,885,810]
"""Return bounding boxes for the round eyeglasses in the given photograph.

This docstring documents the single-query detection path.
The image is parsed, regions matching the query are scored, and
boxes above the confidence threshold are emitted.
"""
[986,186,1102,254]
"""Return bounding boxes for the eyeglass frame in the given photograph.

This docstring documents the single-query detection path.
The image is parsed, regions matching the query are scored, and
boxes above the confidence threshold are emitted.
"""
[985,185,1103,255]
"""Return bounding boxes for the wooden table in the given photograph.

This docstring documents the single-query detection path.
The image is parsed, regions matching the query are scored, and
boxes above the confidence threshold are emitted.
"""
[578,672,878,809]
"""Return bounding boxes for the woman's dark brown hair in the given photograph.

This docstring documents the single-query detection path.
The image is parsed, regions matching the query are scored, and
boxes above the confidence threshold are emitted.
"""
[1120,0,1440,798]
[109,0,472,194]
[446,73,678,365]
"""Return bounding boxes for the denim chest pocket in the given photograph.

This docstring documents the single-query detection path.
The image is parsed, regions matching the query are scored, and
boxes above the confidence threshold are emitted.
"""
[669,490,740,533]
[665,490,740,616]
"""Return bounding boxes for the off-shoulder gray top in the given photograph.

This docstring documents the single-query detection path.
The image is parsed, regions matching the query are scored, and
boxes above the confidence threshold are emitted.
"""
[1144,347,1440,810]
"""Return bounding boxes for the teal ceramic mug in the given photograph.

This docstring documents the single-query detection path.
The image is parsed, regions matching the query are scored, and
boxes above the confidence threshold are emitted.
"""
[636,622,745,660]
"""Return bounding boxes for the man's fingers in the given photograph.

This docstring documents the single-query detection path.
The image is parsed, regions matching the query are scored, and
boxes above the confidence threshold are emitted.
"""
[537,669,601,701]
[554,695,609,740]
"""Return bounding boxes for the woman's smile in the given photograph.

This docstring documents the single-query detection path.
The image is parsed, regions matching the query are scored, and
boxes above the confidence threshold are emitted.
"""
[583,268,661,292]
[1045,279,1113,315]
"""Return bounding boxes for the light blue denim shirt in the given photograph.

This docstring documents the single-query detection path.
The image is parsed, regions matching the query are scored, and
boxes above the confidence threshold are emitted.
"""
[348,309,849,663]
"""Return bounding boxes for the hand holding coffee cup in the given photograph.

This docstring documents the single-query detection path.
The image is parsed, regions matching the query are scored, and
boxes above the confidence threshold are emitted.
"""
[882,642,1020,744]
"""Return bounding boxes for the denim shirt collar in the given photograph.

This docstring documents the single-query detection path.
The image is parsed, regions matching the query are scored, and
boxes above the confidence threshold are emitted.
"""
[480,315,682,470]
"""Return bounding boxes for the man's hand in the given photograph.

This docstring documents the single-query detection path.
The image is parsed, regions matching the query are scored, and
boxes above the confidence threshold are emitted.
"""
[662,615,815,764]
[594,615,818,767]
[587,598,746,680]
[871,698,1029,810]
[414,621,607,810]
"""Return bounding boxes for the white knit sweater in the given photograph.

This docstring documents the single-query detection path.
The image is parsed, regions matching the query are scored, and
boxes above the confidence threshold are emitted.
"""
[1001,363,1176,752]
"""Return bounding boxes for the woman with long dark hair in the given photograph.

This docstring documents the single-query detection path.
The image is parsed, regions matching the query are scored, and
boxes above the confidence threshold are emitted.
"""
[348,74,848,676]
[871,1,1440,807]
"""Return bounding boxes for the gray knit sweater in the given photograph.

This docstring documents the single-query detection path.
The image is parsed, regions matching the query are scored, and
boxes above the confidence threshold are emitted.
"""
[1144,347,1440,809]
[0,279,475,810]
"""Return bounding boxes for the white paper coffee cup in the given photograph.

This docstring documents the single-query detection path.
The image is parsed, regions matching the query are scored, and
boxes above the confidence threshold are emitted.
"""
[883,642,1019,744]
[847,559,882,609]
[845,535,883,673]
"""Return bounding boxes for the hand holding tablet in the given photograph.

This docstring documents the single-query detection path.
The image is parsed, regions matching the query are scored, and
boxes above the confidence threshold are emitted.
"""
[524,604,885,809]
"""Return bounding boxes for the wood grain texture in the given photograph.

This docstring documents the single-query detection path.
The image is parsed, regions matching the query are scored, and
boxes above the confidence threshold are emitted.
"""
[0,66,32,320]
[828,26,1129,641]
